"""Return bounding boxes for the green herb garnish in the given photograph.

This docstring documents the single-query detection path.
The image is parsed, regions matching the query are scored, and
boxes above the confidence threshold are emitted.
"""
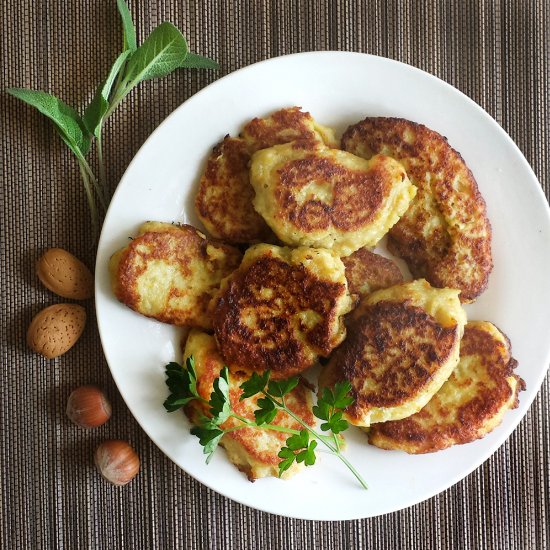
[6,0,218,237]
[164,357,368,489]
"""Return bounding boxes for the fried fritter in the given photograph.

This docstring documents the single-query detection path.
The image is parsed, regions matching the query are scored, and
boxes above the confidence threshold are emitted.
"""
[368,321,525,453]
[342,247,404,300]
[195,107,337,244]
[109,222,242,329]
[319,279,467,427]
[212,244,353,379]
[342,117,492,302]
[240,105,338,151]
[183,330,316,480]
[250,141,416,256]
[195,137,272,244]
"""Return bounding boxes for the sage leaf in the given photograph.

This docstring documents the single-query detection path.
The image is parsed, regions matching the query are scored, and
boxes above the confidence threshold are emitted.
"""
[7,88,90,157]
[179,53,219,70]
[122,22,188,88]
[117,0,137,52]
[83,50,131,138]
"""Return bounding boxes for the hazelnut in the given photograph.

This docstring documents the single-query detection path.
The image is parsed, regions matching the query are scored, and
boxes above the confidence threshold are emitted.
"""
[66,386,111,428]
[94,440,140,486]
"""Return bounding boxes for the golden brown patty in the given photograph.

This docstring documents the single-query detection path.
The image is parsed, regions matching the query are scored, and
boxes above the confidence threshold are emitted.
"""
[195,137,272,244]
[240,105,338,151]
[368,321,525,453]
[250,141,416,256]
[212,244,353,379]
[183,330,316,480]
[342,247,404,300]
[195,107,336,244]
[319,279,466,427]
[342,117,492,302]
[109,222,242,329]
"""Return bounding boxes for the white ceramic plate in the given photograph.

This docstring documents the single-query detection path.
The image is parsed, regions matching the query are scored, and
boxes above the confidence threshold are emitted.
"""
[96,52,550,520]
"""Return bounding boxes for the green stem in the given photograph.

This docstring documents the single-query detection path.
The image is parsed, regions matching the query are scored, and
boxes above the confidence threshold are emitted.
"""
[97,130,107,201]
[78,163,98,239]
[333,432,341,453]
[77,154,107,211]
[104,84,129,120]
[112,56,128,103]
[268,393,368,490]
[230,412,256,425]
[230,412,300,435]
[223,425,248,434]
[334,451,369,490]
[330,406,341,453]
[267,394,337,453]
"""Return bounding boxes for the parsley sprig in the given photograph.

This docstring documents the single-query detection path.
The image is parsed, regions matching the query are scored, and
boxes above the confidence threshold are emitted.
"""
[164,356,368,489]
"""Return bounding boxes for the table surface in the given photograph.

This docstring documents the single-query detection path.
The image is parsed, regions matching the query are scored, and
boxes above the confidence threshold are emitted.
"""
[1,1,549,548]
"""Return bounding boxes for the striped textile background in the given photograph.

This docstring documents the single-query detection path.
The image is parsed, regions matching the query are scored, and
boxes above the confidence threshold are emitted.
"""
[1,1,548,548]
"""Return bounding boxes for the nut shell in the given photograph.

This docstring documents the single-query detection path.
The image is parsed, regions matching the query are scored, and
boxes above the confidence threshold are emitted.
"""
[27,304,86,359]
[36,248,94,300]
[66,386,111,428]
[94,440,140,486]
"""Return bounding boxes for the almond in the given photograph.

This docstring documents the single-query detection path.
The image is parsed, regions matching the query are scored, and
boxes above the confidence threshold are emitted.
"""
[36,248,94,300]
[27,304,86,359]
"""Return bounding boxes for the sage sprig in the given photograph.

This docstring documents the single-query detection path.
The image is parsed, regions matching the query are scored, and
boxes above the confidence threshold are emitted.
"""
[6,0,218,238]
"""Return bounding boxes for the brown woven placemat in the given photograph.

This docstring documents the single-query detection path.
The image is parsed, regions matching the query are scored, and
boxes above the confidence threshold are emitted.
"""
[1,1,549,548]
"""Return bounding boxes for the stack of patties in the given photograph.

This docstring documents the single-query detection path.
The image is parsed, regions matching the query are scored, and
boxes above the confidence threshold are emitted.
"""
[109,107,524,479]
[112,108,400,480]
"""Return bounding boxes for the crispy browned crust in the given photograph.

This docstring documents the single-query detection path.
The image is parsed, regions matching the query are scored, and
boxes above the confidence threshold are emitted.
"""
[274,147,396,233]
[196,107,335,244]
[321,300,458,422]
[111,223,241,328]
[342,117,492,302]
[368,322,525,453]
[184,338,315,480]
[241,106,332,151]
[195,137,272,243]
[213,254,348,379]
[342,248,404,299]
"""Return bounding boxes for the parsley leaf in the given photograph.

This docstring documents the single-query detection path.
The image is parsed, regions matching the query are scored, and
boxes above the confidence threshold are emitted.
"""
[278,431,317,475]
[239,370,270,400]
[320,411,349,434]
[285,429,309,451]
[254,397,277,425]
[208,367,231,425]
[311,399,330,421]
[267,377,300,399]
[277,448,296,476]
[296,440,317,465]
[332,381,355,409]
[190,426,224,464]
[163,359,199,412]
